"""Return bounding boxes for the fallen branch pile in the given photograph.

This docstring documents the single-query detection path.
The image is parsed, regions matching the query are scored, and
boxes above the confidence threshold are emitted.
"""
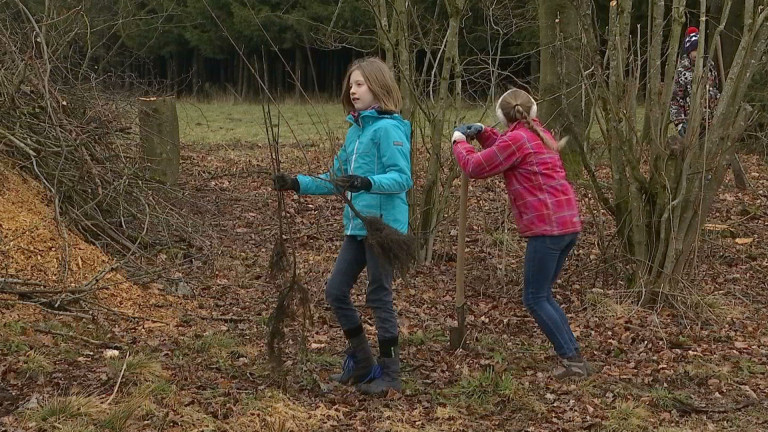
[0,3,205,274]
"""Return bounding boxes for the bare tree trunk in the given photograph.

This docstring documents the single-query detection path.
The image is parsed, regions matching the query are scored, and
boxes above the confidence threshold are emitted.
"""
[579,0,768,306]
[391,0,418,230]
[238,52,246,99]
[375,0,394,67]
[393,0,412,119]
[294,45,303,99]
[416,0,464,263]
[537,0,590,178]
[710,0,750,189]
[305,40,319,96]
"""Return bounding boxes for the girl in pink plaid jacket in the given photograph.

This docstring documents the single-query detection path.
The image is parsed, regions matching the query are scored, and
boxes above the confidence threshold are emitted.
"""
[452,88,590,380]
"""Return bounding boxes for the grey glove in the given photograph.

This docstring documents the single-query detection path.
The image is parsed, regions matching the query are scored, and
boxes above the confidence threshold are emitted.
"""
[454,123,485,140]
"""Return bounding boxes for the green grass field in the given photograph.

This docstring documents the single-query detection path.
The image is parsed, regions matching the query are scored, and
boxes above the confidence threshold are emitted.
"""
[177,100,348,147]
[177,99,498,148]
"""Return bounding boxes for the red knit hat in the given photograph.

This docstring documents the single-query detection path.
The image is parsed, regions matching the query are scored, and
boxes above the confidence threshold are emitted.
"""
[684,27,699,54]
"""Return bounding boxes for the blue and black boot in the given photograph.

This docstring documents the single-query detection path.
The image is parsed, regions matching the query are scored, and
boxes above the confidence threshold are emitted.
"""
[330,331,380,385]
[356,342,401,395]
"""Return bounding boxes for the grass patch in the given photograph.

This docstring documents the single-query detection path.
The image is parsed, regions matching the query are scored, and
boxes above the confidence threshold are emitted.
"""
[192,332,239,354]
[107,353,165,386]
[2,320,26,335]
[0,321,30,353]
[694,293,747,320]
[21,350,53,380]
[649,387,695,411]
[402,329,447,347]
[148,379,177,397]
[101,395,146,432]
[231,388,342,432]
[308,352,338,368]
[737,358,767,378]
[585,289,632,319]
[1,338,30,354]
[683,358,732,384]
[26,394,101,424]
[21,385,165,432]
[604,400,653,432]
[440,369,544,414]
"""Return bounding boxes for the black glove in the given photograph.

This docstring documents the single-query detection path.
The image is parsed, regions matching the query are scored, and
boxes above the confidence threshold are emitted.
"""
[335,175,372,193]
[273,173,299,192]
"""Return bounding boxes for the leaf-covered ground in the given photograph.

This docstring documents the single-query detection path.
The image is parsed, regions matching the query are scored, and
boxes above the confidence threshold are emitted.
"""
[2,126,767,431]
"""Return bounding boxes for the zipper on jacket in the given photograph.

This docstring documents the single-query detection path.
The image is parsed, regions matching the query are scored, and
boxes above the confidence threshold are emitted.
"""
[346,137,361,236]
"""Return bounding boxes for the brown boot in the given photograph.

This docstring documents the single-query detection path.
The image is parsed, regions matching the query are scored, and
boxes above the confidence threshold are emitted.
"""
[552,357,591,380]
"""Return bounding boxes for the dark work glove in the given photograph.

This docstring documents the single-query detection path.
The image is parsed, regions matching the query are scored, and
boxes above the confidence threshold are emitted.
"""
[335,175,372,193]
[677,122,687,137]
[273,173,299,192]
[454,123,485,140]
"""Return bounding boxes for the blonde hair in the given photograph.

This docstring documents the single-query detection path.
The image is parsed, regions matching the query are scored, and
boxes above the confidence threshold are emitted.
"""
[341,57,402,113]
[495,88,567,151]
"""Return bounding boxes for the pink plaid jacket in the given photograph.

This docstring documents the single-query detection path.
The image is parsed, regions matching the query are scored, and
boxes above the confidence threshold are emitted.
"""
[453,120,581,237]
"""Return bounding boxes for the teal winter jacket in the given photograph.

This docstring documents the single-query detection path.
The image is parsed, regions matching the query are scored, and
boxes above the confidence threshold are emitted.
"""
[297,109,412,236]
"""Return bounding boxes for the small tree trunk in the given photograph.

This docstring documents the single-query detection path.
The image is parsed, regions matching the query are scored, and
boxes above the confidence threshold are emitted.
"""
[139,97,180,185]
[239,53,247,99]
[375,0,394,67]
[537,0,590,178]
[305,42,319,96]
[417,0,465,263]
[192,49,199,97]
[294,45,304,99]
[730,156,749,189]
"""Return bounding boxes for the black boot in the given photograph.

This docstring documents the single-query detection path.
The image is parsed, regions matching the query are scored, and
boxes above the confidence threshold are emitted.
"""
[329,333,379,385]
[356,347,401,395]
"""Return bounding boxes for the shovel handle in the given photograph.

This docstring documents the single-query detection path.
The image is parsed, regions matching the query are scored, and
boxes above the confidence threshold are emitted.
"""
[456,173,468,309]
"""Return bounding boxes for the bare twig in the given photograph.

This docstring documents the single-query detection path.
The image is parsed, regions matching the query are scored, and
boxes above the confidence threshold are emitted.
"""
[106,352,129,405]
[82,299,171,325]
[199,315,250,322]
[10,300,92,319]
[0,278,48,287]
[32,326,124,350]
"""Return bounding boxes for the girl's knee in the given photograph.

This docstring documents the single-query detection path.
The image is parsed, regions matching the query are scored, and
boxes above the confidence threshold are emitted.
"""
[325,282,348,306]
[523,299,537,312]
[523,294,548,312]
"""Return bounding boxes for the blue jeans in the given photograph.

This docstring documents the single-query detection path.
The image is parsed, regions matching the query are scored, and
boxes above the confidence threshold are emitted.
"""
[325,236,398,340]
[523,233,580,359]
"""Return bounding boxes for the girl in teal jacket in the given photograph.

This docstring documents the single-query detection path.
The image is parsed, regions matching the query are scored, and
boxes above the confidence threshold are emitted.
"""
[273,57,411,394]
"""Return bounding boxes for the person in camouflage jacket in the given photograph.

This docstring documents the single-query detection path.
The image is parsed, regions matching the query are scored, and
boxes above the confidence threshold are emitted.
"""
[670,27,721,136]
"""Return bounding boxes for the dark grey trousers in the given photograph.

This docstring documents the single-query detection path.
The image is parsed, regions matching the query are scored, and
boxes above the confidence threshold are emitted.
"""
[325,236,398,340]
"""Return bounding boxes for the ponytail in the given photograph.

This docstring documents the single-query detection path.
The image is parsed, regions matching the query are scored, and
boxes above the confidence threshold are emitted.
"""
[517,107,564,151]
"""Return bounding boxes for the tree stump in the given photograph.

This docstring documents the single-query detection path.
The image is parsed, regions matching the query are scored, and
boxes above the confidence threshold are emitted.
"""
[730,155,750,190]
[138,97,180,185]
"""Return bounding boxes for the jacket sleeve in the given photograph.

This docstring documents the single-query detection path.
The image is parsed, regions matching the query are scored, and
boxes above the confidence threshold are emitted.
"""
[368,125,413,194]
[708,60,721,109]
[476,127,501,149]
[670,63,687,126]
[453,132,524,179]
[297,146,348,195]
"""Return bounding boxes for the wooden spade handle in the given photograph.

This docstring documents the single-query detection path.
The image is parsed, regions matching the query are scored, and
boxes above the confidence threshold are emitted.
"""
[456,173,468,310]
